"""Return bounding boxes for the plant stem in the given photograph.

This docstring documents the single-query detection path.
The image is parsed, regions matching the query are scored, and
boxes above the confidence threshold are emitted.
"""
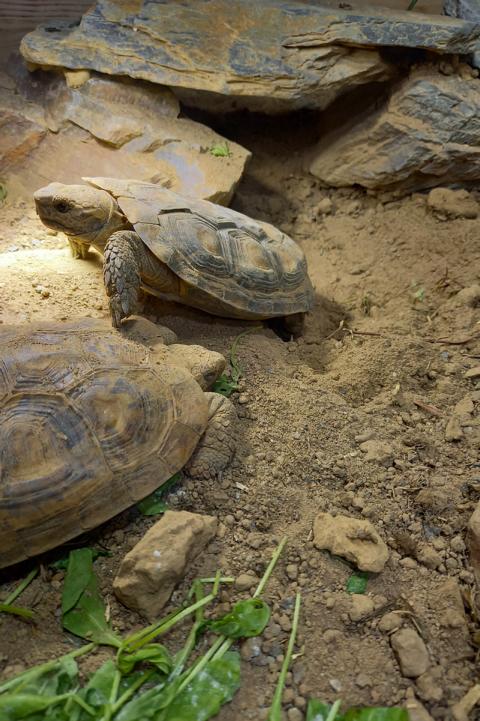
[325,699,342,721]
[254,536,287,598]
[175,635,225,695]
[121,593,214,653]
[110,671,156,714]
[0,603,34,619]
[71,694,97,716]
[268,593,301,720]
[407,0,418,8]
[0,643,95,694]
[4,567,38,605]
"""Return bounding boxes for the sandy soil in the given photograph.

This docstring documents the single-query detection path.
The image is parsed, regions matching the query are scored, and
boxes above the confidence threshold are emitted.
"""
[0,112,479,720]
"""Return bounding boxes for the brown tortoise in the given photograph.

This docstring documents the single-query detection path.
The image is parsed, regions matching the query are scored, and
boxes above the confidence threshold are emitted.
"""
[34,178,314,333]
[0,318,236,568]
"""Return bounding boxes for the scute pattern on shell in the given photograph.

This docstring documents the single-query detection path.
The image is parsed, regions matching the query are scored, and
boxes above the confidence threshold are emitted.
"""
[0,319,208,568]
[86,177,314,317]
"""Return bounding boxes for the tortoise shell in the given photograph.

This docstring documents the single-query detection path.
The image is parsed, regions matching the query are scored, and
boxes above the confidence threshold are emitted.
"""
[86,177,314,318]
[0,319,207,568]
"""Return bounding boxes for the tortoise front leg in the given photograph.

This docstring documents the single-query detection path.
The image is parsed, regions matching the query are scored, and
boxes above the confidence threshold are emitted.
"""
[103,231,145,328]
[104,230,181,328]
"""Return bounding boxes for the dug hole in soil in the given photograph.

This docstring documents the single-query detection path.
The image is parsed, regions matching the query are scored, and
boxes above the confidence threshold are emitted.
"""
[0,109,479,720]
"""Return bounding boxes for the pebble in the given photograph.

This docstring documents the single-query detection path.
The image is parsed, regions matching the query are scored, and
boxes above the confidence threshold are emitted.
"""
[355,673,372,688]
[399,557,418,569]
[416,545,442,570]
[234,573,259,591]
[325,596,336,609]
[390,628,429,678]
[465,366,480,380]
[317,197,333,215]
[286,564,299,580]
[348,594,375,621]
[378,611,403,633]
[287,709,304,721]
[241,638,262,660]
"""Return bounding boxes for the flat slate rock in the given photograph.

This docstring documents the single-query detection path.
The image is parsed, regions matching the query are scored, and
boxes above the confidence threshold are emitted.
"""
[18,0,451,112]
[1,70,250,204]
[309,66,480,193]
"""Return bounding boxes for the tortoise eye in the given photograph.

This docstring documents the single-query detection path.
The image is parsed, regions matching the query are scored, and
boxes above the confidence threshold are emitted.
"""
[55,201,70,213]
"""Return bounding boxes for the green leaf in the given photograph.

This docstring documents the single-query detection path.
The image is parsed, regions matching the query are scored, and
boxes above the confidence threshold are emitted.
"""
[161,651,241,721]
[211,373,238,398]
[50,548,109,571]
[307,702,409,721]
[307,701,338,721]
[343,709,409,721]
[346,571,369,595]
[115,679,177,721]
[117,644,173,675]
[136,474,181,516]
[0,692,72,720]
[209,142,231,157]
[61,549,120,647]
[207,599,270,639]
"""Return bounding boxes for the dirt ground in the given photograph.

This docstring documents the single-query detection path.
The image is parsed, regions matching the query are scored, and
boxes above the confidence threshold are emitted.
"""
[0,111,479,720]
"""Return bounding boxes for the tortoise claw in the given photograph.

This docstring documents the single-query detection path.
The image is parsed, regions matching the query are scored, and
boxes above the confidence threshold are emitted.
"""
[109,296,125,329]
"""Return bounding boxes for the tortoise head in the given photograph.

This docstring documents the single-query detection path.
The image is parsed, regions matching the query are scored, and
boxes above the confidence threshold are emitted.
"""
[34,183,128,248]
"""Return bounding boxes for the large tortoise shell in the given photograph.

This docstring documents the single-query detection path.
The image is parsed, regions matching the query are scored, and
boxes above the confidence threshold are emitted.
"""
[87,177,314,317]
[0,319,207,568]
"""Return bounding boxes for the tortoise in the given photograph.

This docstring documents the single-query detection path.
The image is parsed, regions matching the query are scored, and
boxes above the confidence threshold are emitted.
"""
[33,178,314,333]
[0,317,236,568]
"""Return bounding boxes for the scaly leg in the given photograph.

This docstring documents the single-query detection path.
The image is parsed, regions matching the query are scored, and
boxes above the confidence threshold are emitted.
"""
[186,392,237,479]
[103,230,178,328]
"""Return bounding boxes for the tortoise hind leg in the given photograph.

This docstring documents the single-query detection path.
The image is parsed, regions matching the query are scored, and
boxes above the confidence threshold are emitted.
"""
[104,230,178,328]
[186,393,236,479]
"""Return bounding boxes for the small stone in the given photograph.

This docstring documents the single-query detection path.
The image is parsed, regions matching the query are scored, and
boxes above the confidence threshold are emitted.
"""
[64,69,91,88]
[286,564,299,580]
[355,673,372,688]
[378,611,403,633]
[390,628,429,678]
[313,512,389,573]
[240,637,262,660]
[317,197,333,215]
[323,629,343,644]
[325,597,336,609]
[445,415,463,441]
[283,688,295,704]
[238,393,250,404]
[415,670,444,702]
[287,708,304,721]
[404,689,435,721]
[348,594,375,621]
[427,187,479,219]
[465,366,480,380]
[416,545,442,569]
[235,573,259,591]
[355,430,375,443]
[399,557,418,569]
[359,440,395,466]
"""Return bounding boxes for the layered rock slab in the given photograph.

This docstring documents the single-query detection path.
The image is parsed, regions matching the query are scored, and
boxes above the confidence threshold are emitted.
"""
[1,69,250,203]
[16,0,434,113]
[310,67,480,192]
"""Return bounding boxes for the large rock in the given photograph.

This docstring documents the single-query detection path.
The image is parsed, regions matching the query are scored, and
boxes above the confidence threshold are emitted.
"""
[310,67,480,192]
[313,512,389,573]
[113,510,218,620]
[24,0,468,113]
[1,70,250,204]
[444,0,480,66]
